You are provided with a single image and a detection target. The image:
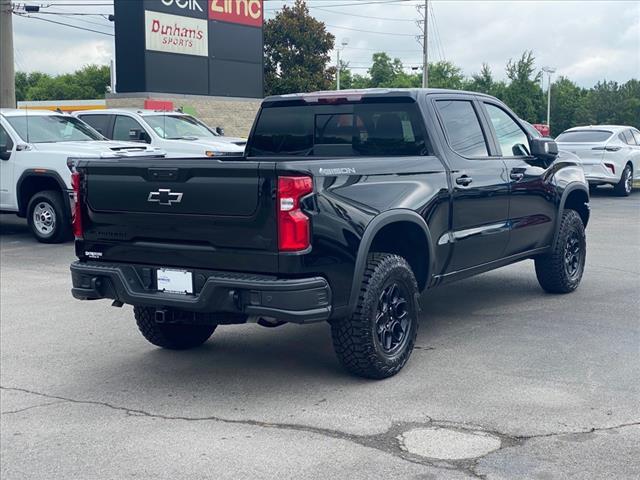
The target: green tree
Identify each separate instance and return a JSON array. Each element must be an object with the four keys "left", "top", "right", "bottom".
[
  {"left": 264, "top": 0, "right": 335, "bottom": 96},
  {"left": 14, "top": 65, "right": 109, "bottom": 101},
  {"left": 427, "top": 61, "right": 464, "bottom": 89},
  {"left": 549, "top": 77, "right": 589, "bottom": 135},
  {"left": 502, "top": 51, "right": 545, "bottom": 122}
]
